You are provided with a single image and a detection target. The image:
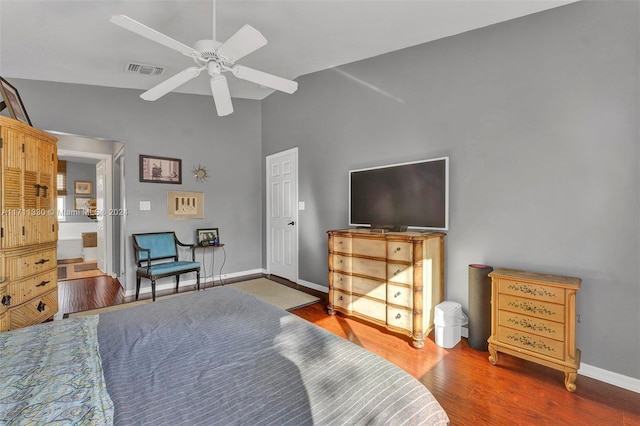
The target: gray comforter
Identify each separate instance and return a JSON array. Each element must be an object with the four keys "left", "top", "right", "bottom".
[{"left": 97, "top": 286, "right": 449, "bottom": 425}]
